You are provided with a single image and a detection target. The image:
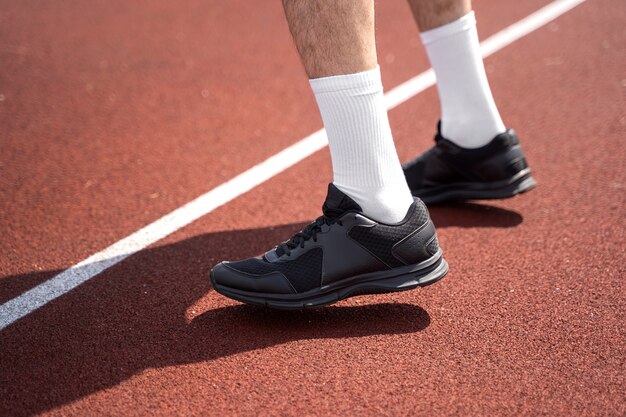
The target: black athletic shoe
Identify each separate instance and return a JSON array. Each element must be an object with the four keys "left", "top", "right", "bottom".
[
  {"left": 402, "top": 123, "right": 537, "bottom": 204},
  {"left": 210, "top": 184, "right": 448, "bottom": 309}
]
